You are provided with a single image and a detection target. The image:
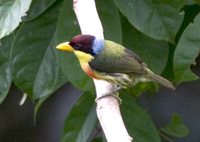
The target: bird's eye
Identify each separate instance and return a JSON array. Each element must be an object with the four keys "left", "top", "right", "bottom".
[{"left": 74, "top": 43, "right": 82, "bottom": 50}]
